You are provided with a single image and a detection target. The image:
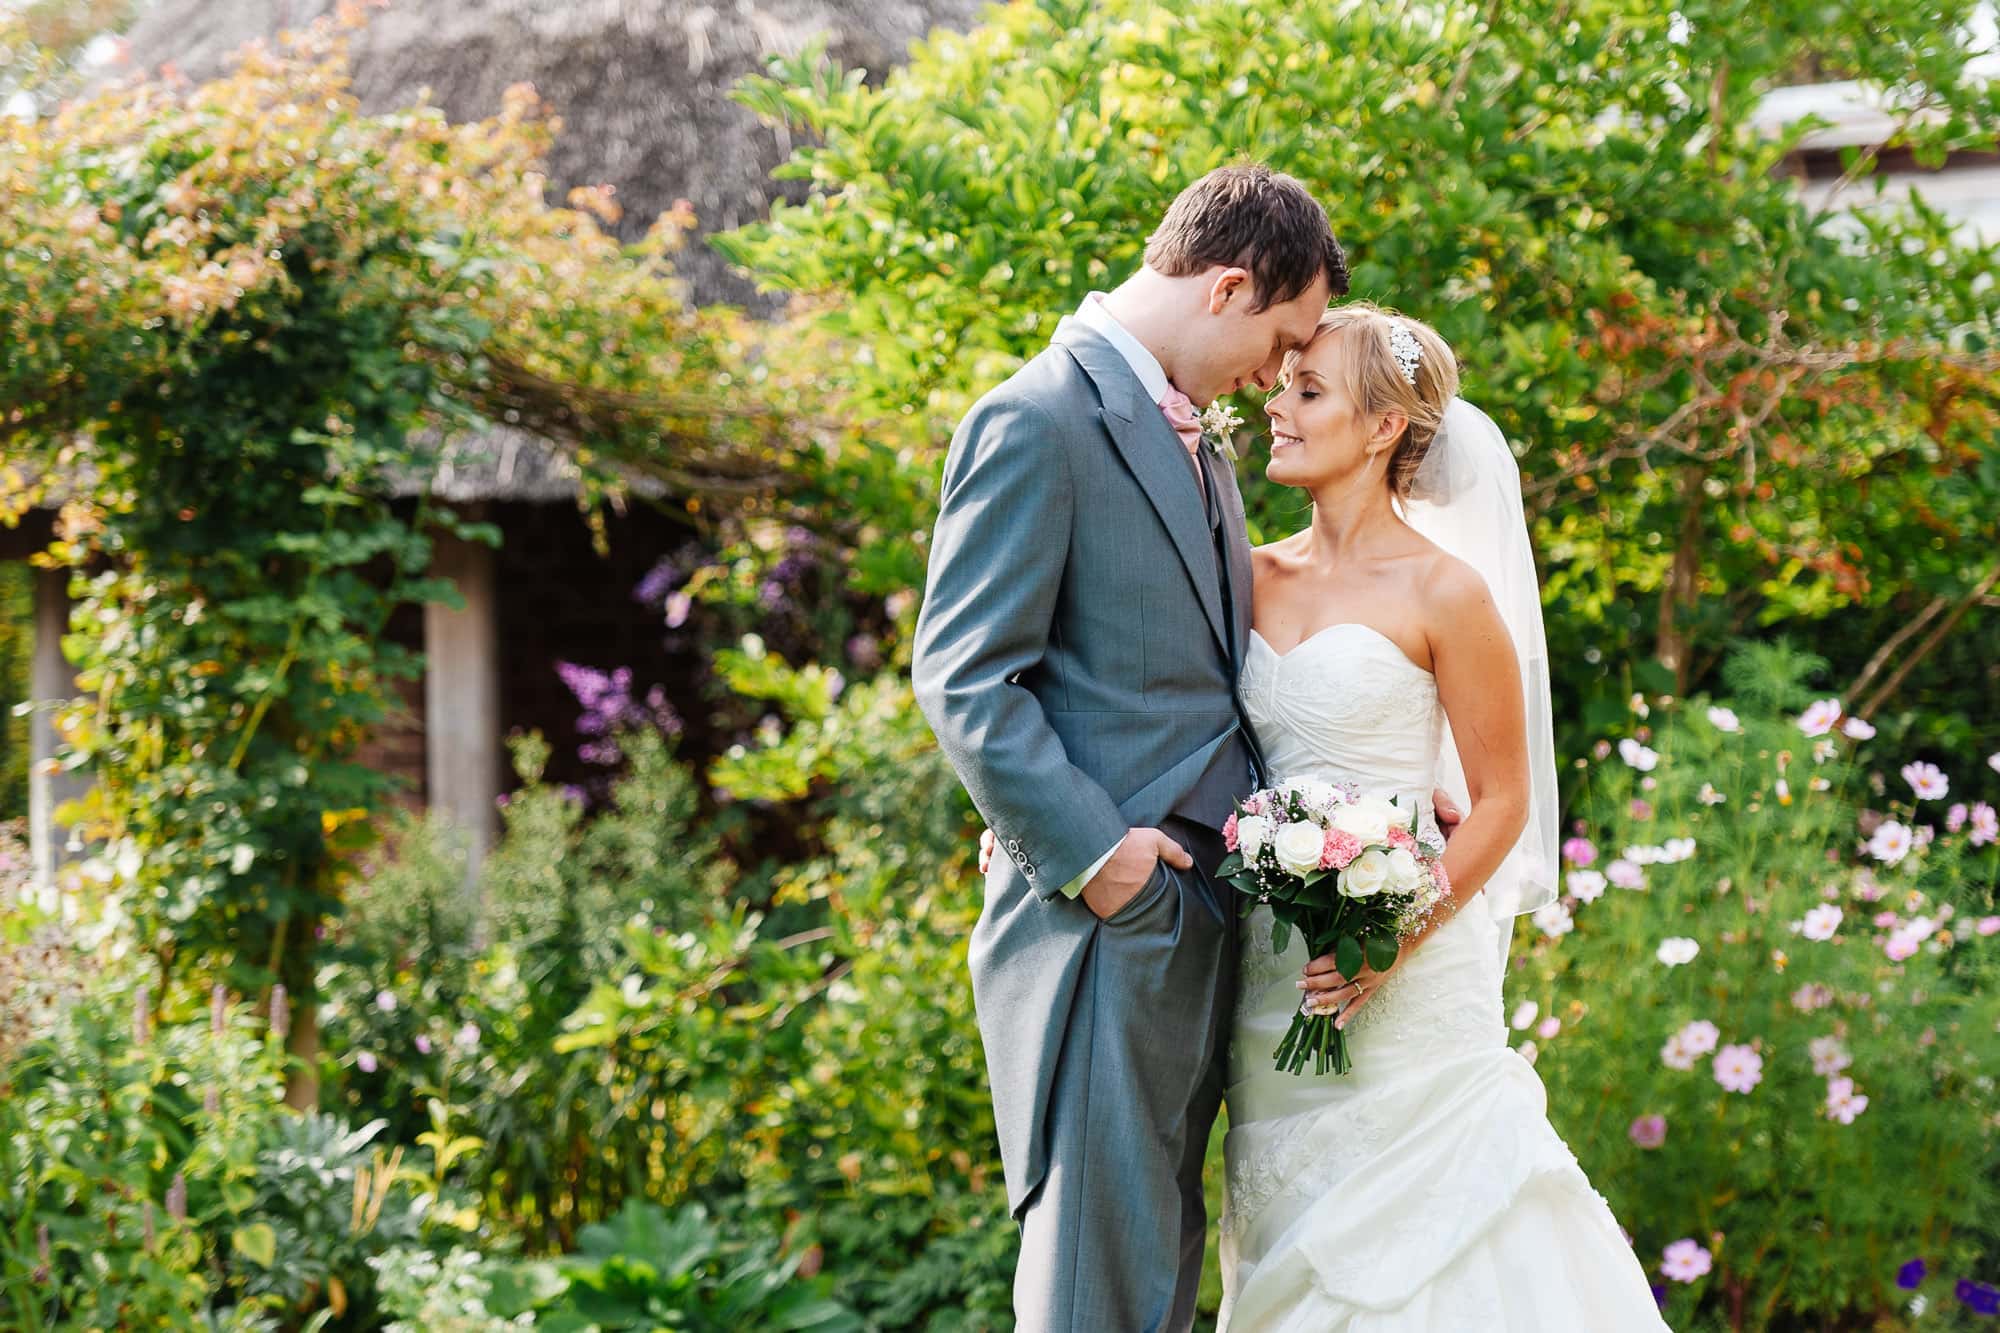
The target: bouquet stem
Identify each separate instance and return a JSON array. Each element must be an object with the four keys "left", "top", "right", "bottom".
[{"left": 1273, "top": 1010, "right": 1351, "bottom": 1076}]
